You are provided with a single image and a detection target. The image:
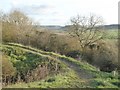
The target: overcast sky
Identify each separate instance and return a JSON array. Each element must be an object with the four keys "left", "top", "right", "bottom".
[{"left": 0, "top": 0, "right": 119, "bottom": 25}]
